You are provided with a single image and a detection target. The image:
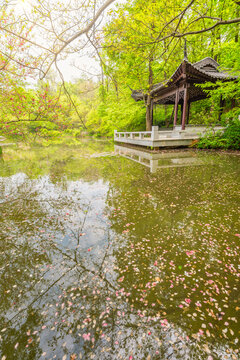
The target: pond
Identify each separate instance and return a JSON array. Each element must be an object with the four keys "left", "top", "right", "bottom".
[{"left": 0, "top": 141, "right": 239, "bottom": 360}]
